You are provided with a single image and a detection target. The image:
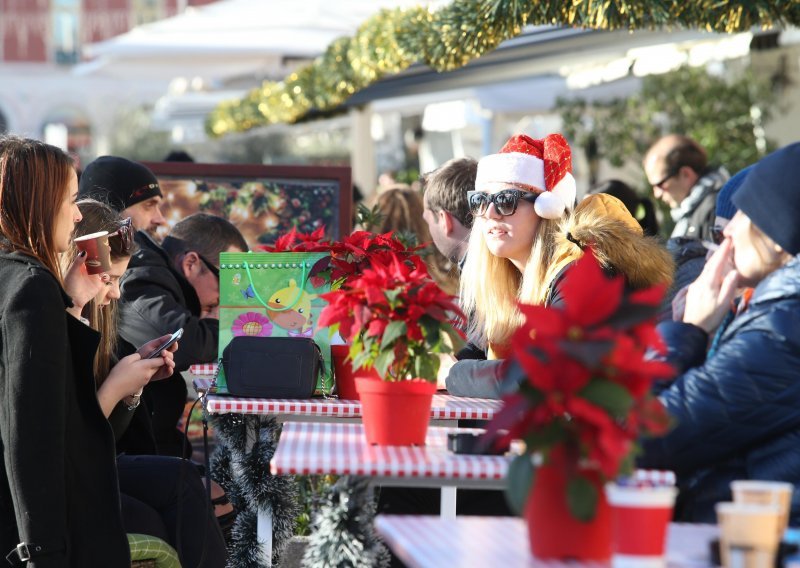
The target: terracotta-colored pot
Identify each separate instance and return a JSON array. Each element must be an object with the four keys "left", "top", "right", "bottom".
[
  {"left": 331, "top": 345, "right": 381, "bottom": 400},
  {"left": 525, "top": 448, "right": 612, "bottom": 561},
  {"left": 355, "top": 377, "right": 435, "bottom": 446}
]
